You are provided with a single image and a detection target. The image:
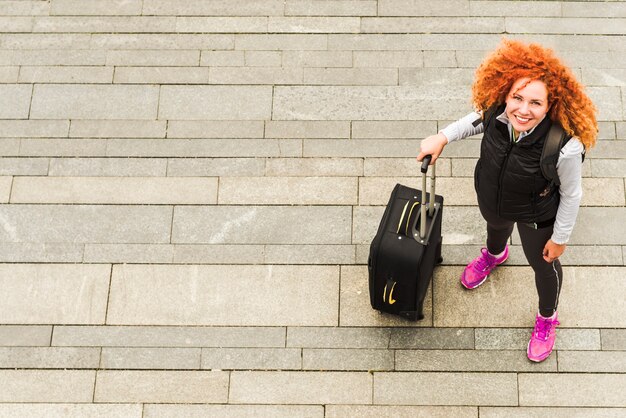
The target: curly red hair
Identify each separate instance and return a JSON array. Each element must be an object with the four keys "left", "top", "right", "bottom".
[{"left": 472, "top": 38, "right": 597, "bottom": 148}]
